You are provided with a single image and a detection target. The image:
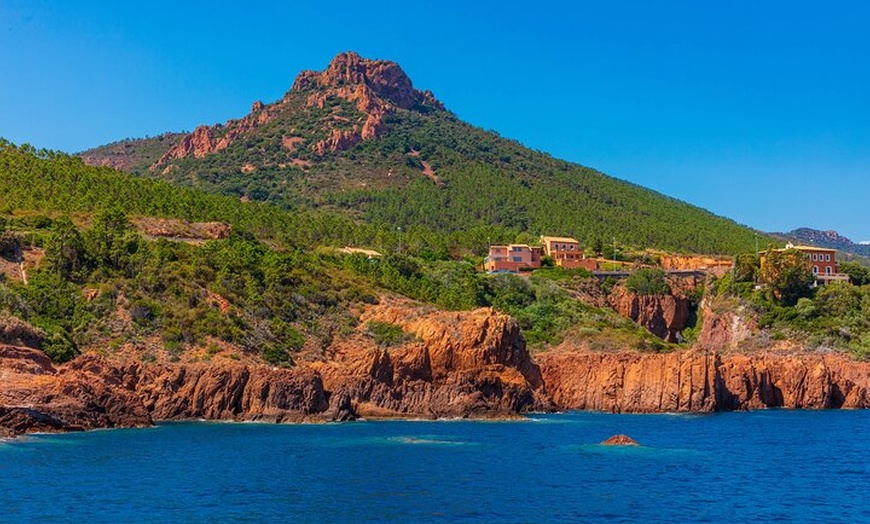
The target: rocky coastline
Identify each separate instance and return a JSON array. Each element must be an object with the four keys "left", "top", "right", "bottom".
[{"left": 2, "top": 306, "right": 869, "bottom": 438}]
